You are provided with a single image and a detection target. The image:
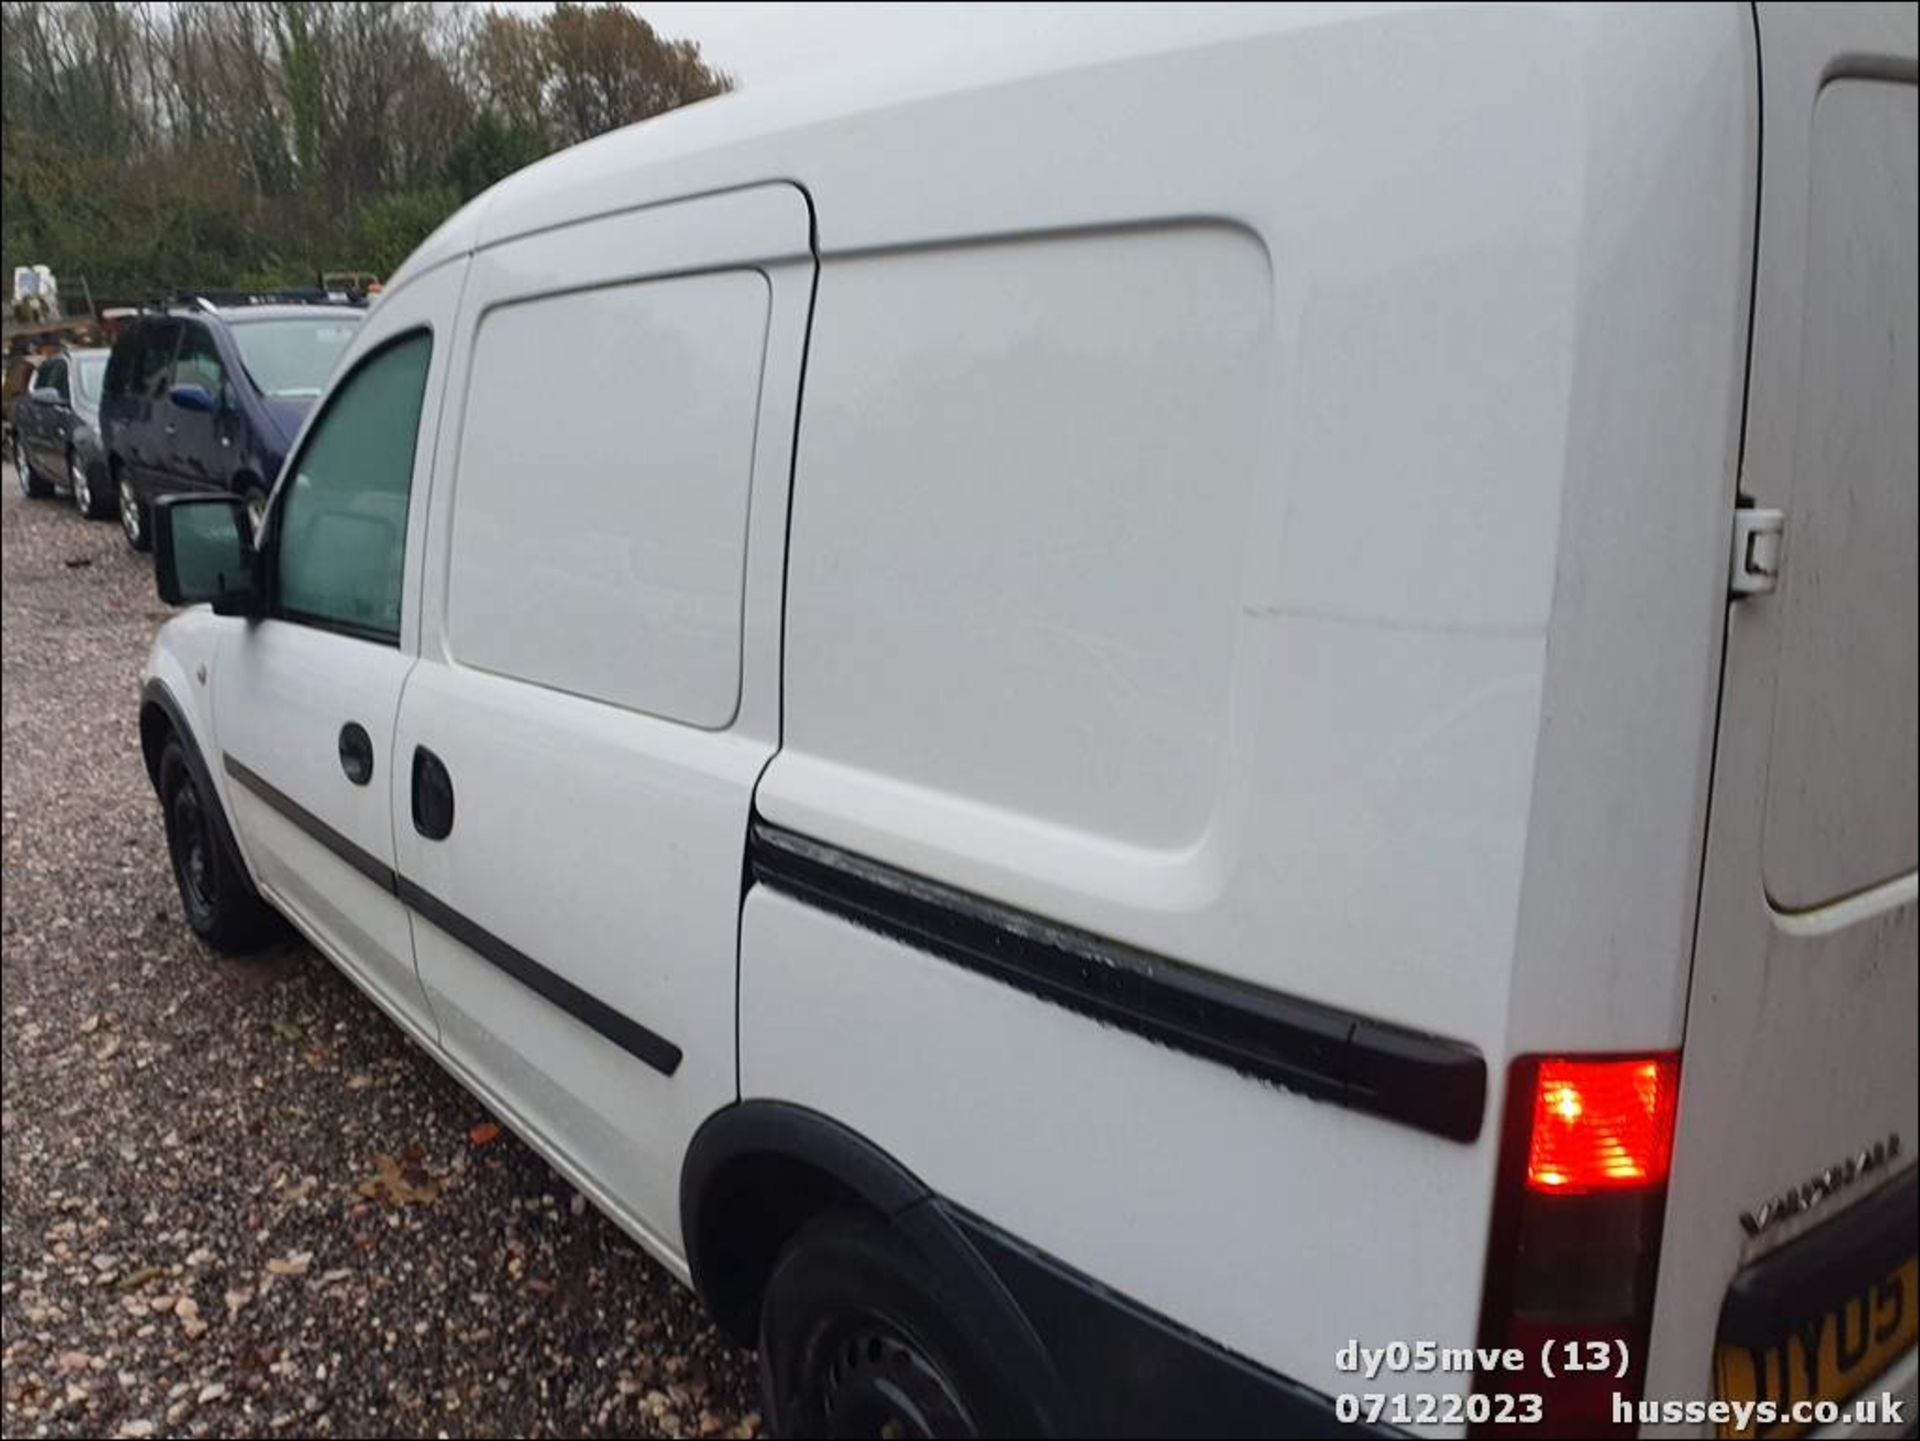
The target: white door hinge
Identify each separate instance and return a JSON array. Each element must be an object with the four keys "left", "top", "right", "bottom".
[{"left": 1730, "top": 507, "right": 1786, "bottom": 597}]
